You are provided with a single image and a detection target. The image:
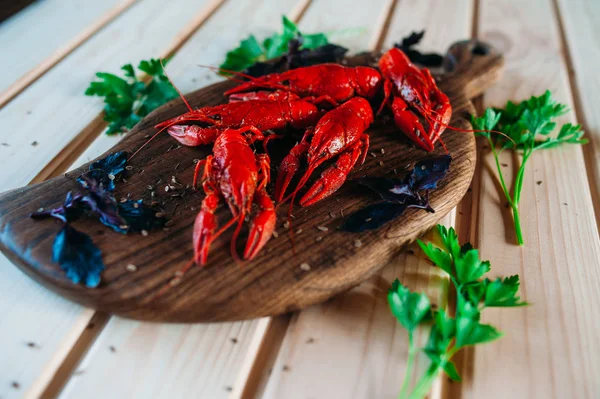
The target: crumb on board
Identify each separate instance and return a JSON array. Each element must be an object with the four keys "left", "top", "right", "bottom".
[{"left": 299, "top": 263, "right": 311, "bottom": 271}]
